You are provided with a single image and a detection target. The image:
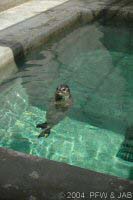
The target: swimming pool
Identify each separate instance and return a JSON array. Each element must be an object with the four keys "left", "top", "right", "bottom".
[{"left": 0, "top": 21, "right": 133, "bottom": 180}]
